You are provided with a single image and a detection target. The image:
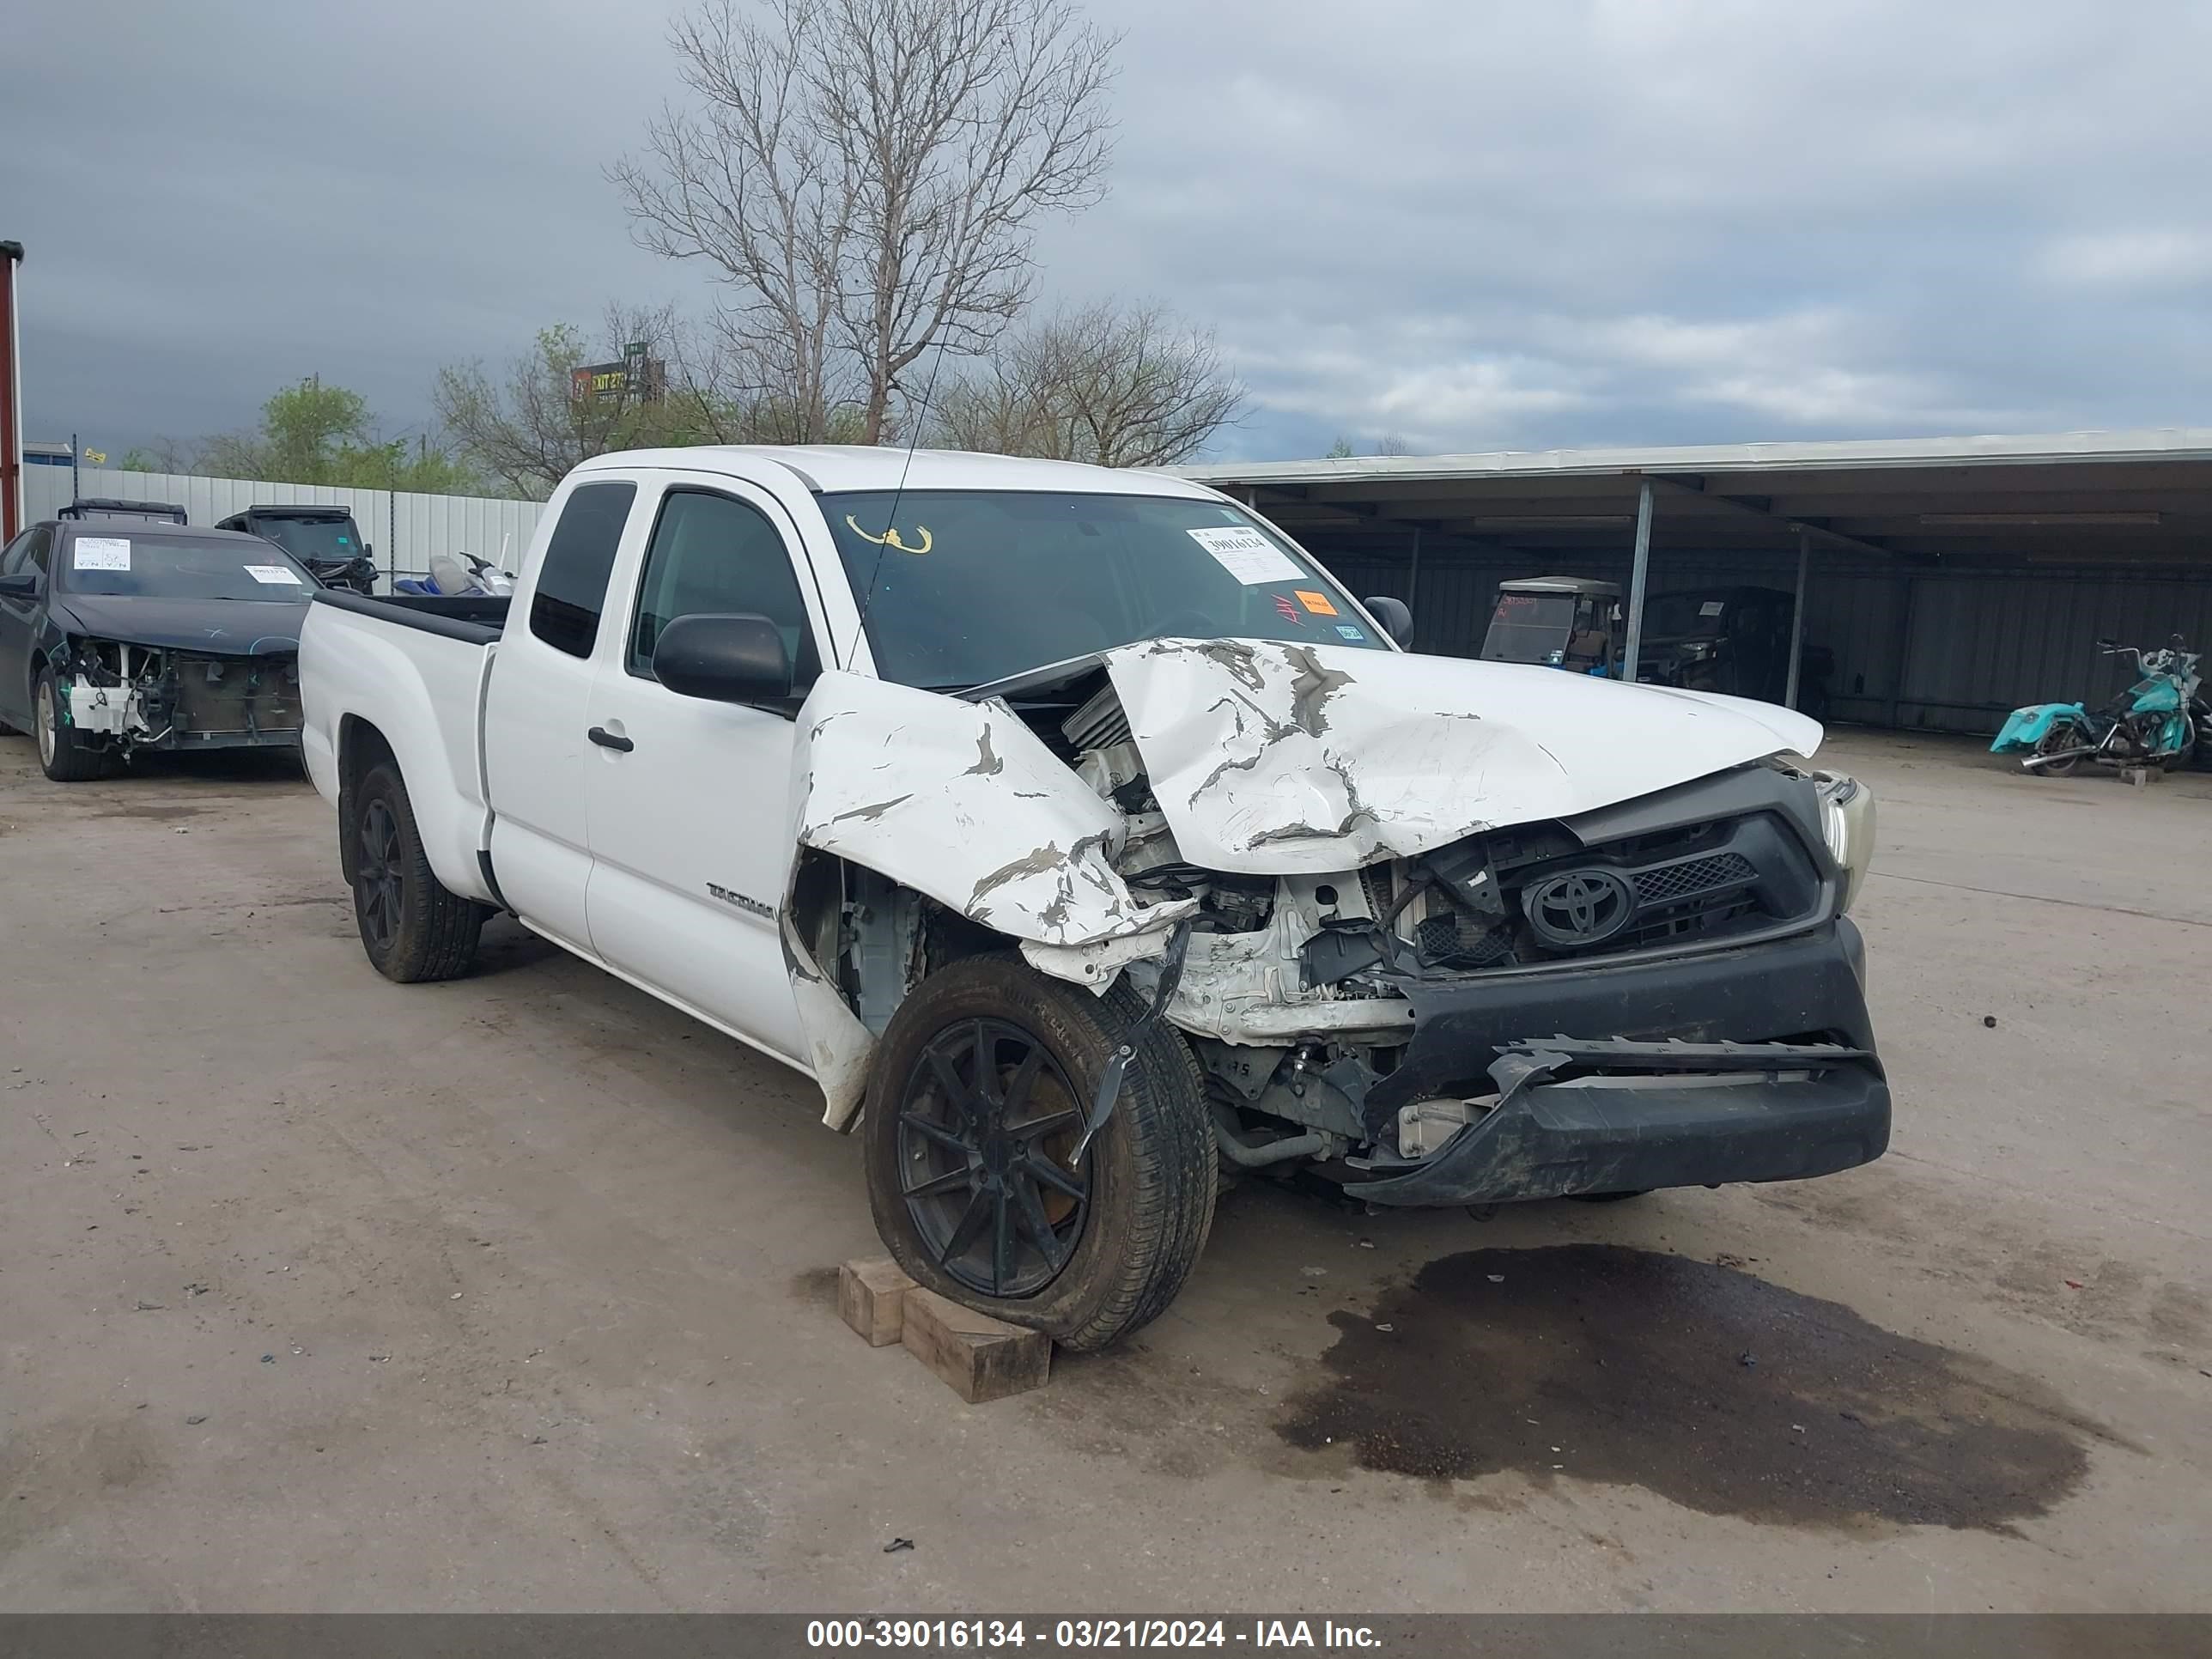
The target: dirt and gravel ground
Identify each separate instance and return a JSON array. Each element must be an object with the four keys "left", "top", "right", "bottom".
[{"left": 0, "top": 727, "right": 2206, "bottom": 1612}]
